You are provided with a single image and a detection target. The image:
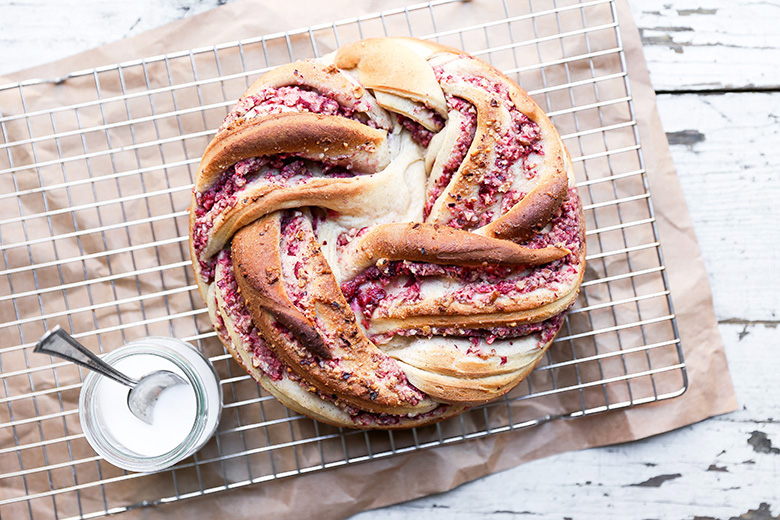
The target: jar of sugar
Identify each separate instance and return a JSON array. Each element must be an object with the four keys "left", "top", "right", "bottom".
[{"left": 78, "top": 337, "right": 222, "bottom": 472}]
